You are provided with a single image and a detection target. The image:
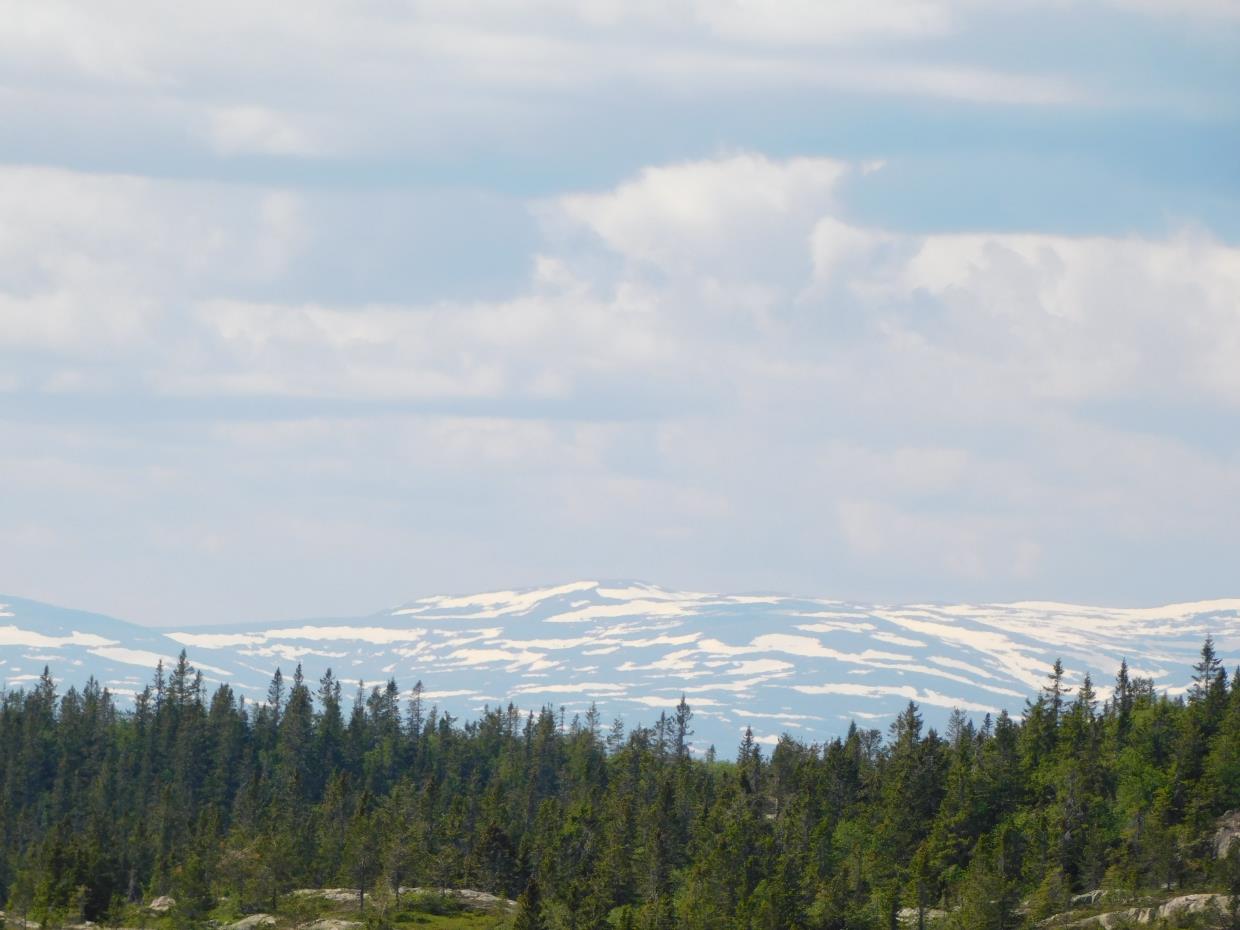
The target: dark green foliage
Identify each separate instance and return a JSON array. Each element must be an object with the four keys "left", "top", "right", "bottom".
[
  {"left": 514, "top": 877, "right": 547, "bottom": 930},
  {"left": 0, "top": 643, "right": 1237, "bottom": 929}
]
